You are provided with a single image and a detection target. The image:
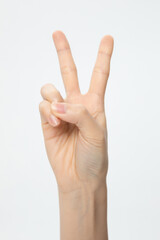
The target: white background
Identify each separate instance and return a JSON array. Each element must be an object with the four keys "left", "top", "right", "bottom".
[{"left": 0, "top": 0, "right": 160, "bottom": 239}]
